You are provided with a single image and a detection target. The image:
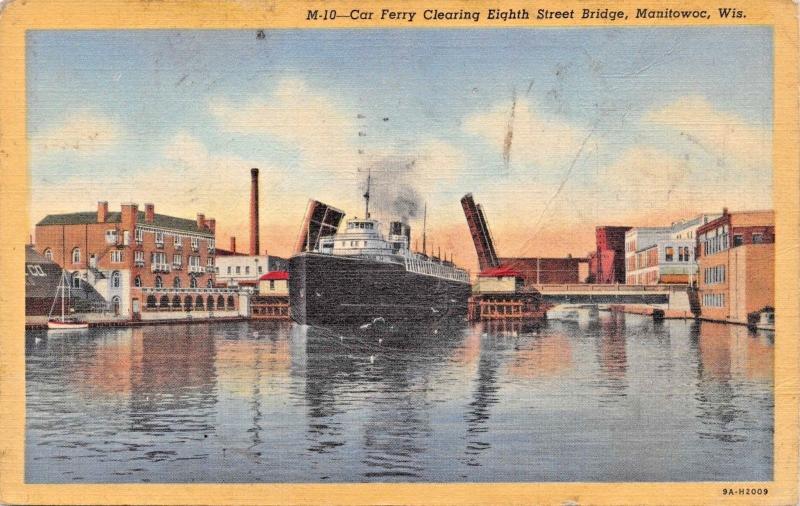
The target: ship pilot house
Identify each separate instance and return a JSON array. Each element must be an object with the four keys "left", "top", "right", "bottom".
[{"left": 319, "top": 218, "right": 412, "bottom": 259}]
